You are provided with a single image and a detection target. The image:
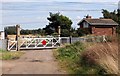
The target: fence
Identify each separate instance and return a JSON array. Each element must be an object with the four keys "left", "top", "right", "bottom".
[
  {"left": 0, "top": 36, "right": 109, "bottom": 51},
  {"left": 0, "top": 39, "right": 7, "bottom": 50},
  {"left": 60, "top": 35, "right": 110, "bottom": 44},
  {"left": 60, "top": 37, "right": 86, "bottom": 44}
]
